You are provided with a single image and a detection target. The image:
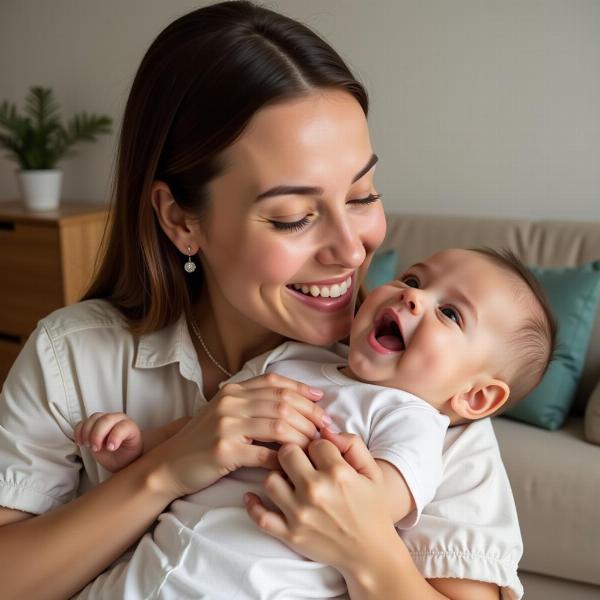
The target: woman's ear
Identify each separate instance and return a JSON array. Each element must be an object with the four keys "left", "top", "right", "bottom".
[
  {"left": 151, "top": 181, "right": 204, "bottom": 253},
  {"left": 450, "top": 378, "right": 510, "bottom": 421}
]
